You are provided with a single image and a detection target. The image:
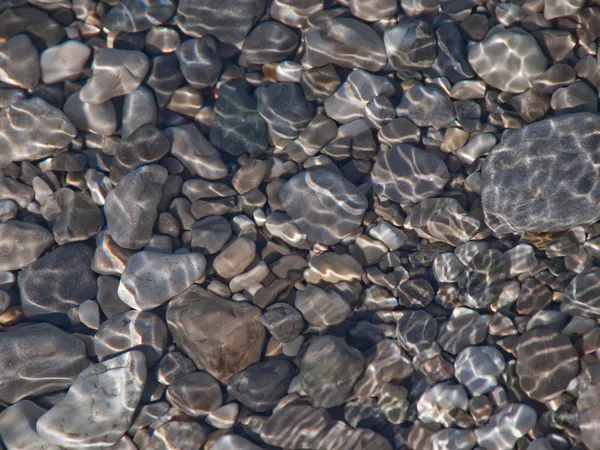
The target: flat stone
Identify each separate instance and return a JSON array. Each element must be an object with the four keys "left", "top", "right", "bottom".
[
  {"left": 0, "top": 34, "right": 39, "bottom": 90},
  {"left": 397, "top": 279, "right": 434, "bottom": 308},
  {"left": 433, "top": 253, "right": 465, "bottom": 283},
  {"left": 37, "top": 351, "right": 146, "bottom": 450},
  {"left": 0, "top": 400, "right": 64, "bottom": 450},
  {"left": 261, "top": 302, "right": 304, "bottom": 344},
  {"left": 103, "top": 0, "right": 176, "bottom": 32},
  {"left": 301, "top": 336, "right": 364, "bottom": 408},
  {"left": 454, "top": 346, "right": 506, "bottom": 396},
  {"left": 437, "top": 307, "right": 490, "bottom": 355},
  {"left": 63, "top": 93, "right": 117, "bottom": 136},
  {"left": 396, "top": 85, "right": 455, "bottom": 128},
  {"left": 397, "top": 310, "right": 438, "bottom": 353},
  {"left": 52, "top": 192, "right": 104, "bottom": 245},
  {"left": 551, "top": 81, "right": 597, "bottom": 115},
  {"left": 167, "top": 286, "right": 266, "bottom": 383},
  {"left": 0, "top": 323, "right": 88, "bottom": 403},
  {"left": 121, "top": 87, "right": 157, "bottom": 139},
  {"left": 431, "top": 22, "right": 474, "bottom": 83},
  {"left": 240, "top": 21, "right": 299, "bottom": 66},
  {"left": 80, "top": 49, "right": 150, "bottom": 104},
  {"left": 349, "top": 0, "right": 397, "bottom": 20},
  {"left": 105, "top": 165, "right": 168, "bottom": 249},
  {"left": 384, "top": 20, "right": 437, "bottom": 70},
  {"left": 280, "top": 169, "right": 367, "bottom": 245},
  {"left": 516, "top": 328, "right": 579, "bottom": 402},
  {"left": 40, "top": 40, "right": 91, "bottom": 84},
  {"left": 176, "top": 37, "right": 221, "bottom": 90},
  {"left": 482, "top": 113, "right": 600, "bottom": 234},
  {"left": 295, "top": 283, "right": 352, "bottom": 329},
  {"left": 0, "top": 7, "right": 64, "bottom": 47},
  {"left": 0, "top": 98, "right": 76, "bottom": 167},
  {"left": 563, "top": 271, "right": 600, "bottom": 318},
  {"left": 118, "top": 251, "right": 206, "bottom": 310},
  {"left": 468, "top": 29, "right": 547, "bottom": 94},
  {"left": 92, "top": 231, "right": 135, "bottom": 277},
  {"left": 0, "top": 220, "right": 53, "bottom": 270},
  {"left": 228, "top": 359, "right": 296, "bottom": 412},
  {"left": 458, "top": 249, "right": 508, "bottom": 309},
  {"left": 19, "top": 243, "right": 97, "bottom": 320},
  {"left": 95, "top": 311, "right": 168, "bottom": 367},
  {"left": 300, "top": 64, "right": 340, "bottom": 103},
  {"left": 417, "top": 382, "right": 469, "bottom": 426},
  {"left": 157, "top": 351, "right": 197, "bottom": 385},
  {"left": 578, "top": 362, "right": 600, "bottom": 449},
  {"left": 372, "top": 144, "right": 449, "bottom": 205},
  {"left": 474, "top": 404, "right": 537, "bottom": 450},
  {"left": 165, "top": 371, "right": 222, "bottom": 417},
  {"left": 213, "top": 237, "right": 256, "bottom": 279},
  {"left": 176, "top": 0, "right": 266, "bottom": 44},
  {"left": 304, "top": 252, "right": 363, "bottom": 284},
  {"left": 147, "top": 422, "right": 206, "bottom": 450},
  {"left": 190, "top": 216, "right": 232, "bottom": 255}
]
